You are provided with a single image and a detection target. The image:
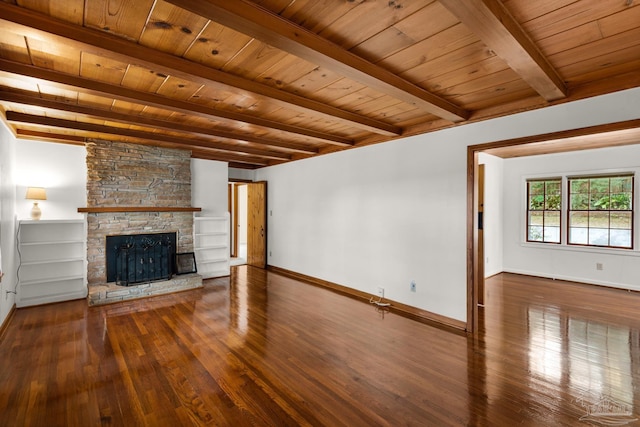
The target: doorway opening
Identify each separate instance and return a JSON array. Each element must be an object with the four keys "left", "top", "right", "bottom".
[
  {"left": 229, "top": 181, "right": 267, "bottom": 269},
  {"left": 230, "top": 182, "right": 248, "bottom": 266},
  {"left": 467, "top": 119, "right": 640, "bottom": 334}
]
